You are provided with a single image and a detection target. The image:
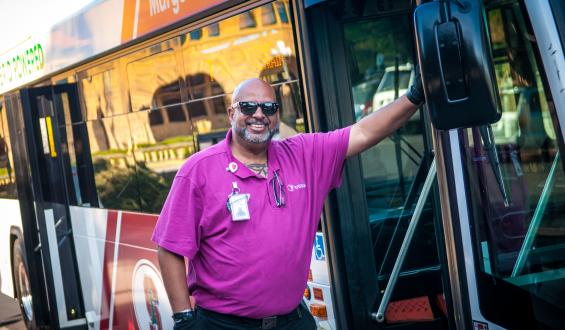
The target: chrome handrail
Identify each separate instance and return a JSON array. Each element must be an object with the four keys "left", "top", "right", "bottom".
[{"left": 372, "top": 157, "right": 437, "bottom": 322}]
